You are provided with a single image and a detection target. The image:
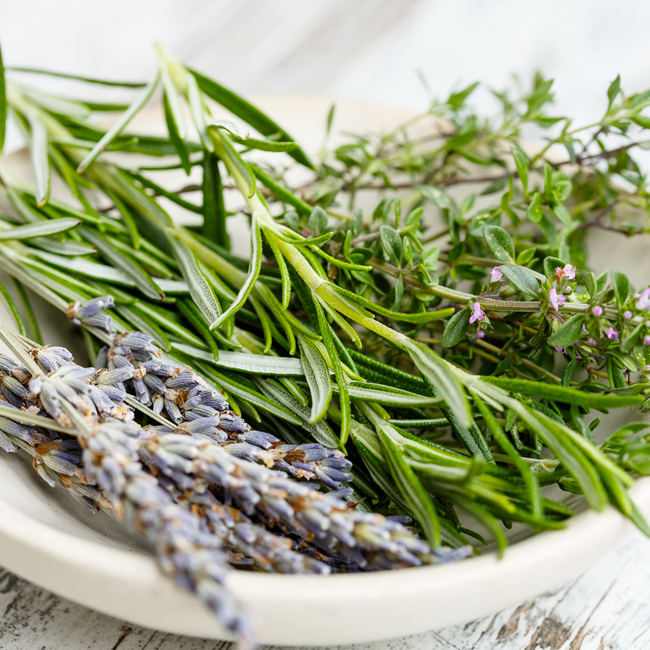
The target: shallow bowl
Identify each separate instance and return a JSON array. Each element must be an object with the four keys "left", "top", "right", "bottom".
[{"left": 0, "top": 96, "right": 648, "bottom": 646}]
